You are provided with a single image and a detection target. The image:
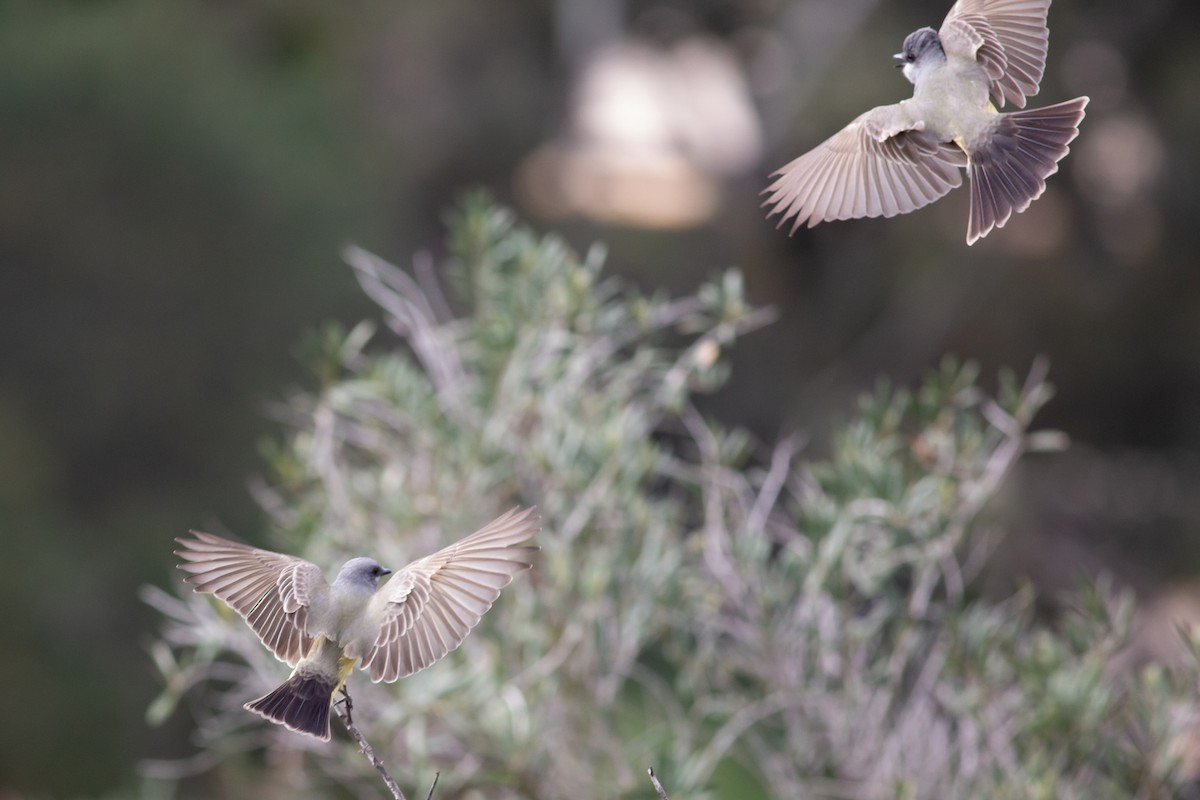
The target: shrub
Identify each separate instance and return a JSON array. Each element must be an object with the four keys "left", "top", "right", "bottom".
[{"left": 146, "top": 196, "right": 1200, "bottom": 799}]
